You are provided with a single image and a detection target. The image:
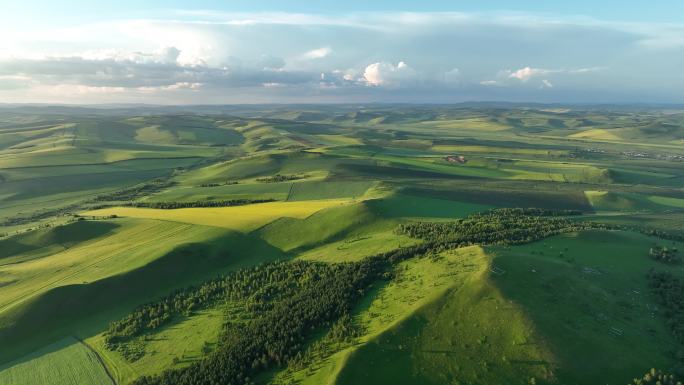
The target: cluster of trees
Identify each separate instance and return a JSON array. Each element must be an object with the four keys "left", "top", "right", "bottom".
[
  {"left": 282, "top": 312, "right": 362, "bottom": 375},
  {"left": 107, "top": 261, "right": 357, "bottom": 345},
  {"left": 630, "top": 368, "right": 681, "bottom": 385},
  {"left": 4, "top": 177, "right": 180, "bottom": 226},
  {"left": 90, "top": 178, "right": 174, "bottom": 202},
  {"left": 650, "top": 245, "right": 681, "bottom": 264},
  {"left": 1, "top": 204, "right": 78, "bottom": 226},
  {"left": 397, "top": 208, "right": 607, "bottom": 247},
  {"left": 124, "top": 199, "right": 275, "bottom": 210},
  {"left": 327, "top": 313, "right": 362, "bottom": 344},
  {"left": 124, "top": 258, "right": 387, "bottom": 385},
  {"left": 639, "top": 228, "right": 684, "bottom": 243},
  {"left": 256, "top": 174, "right": 308, "bottom": 183},
  {"left": 486, "top": 208, "right": 583, "bottom": 217},
  {"left": 648, "top": 271, "right": 684, "bottom": 344},
  {"left": 199, "top": 181, "right": 239, "bottom": 187}
]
